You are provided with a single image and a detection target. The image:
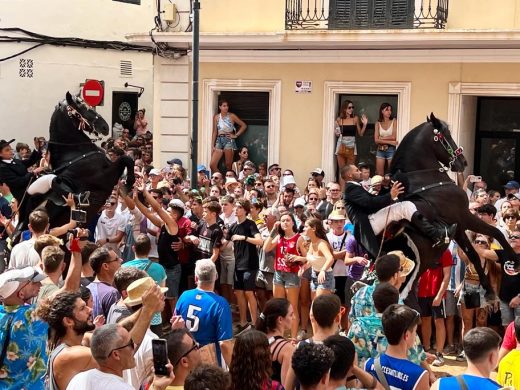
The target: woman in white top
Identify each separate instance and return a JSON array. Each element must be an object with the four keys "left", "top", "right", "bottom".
[
  {"left": 210, "top": 99, "right": 247, "bottom": 173},
  {"left": 374, "top": 102, "right": 398, "bottom": 175},
  {"left": 289, "top": 217, "right": 335, "bottom": 299}
]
